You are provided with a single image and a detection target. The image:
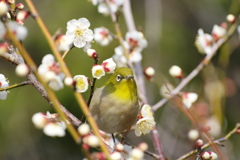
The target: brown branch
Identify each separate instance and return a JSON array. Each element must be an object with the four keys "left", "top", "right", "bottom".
[
  {"left": 177, "top": 123, "right": 240, "bottom": 160},
  {"left": 151, "top": 14, "right": 240, "bottom": 112}
]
